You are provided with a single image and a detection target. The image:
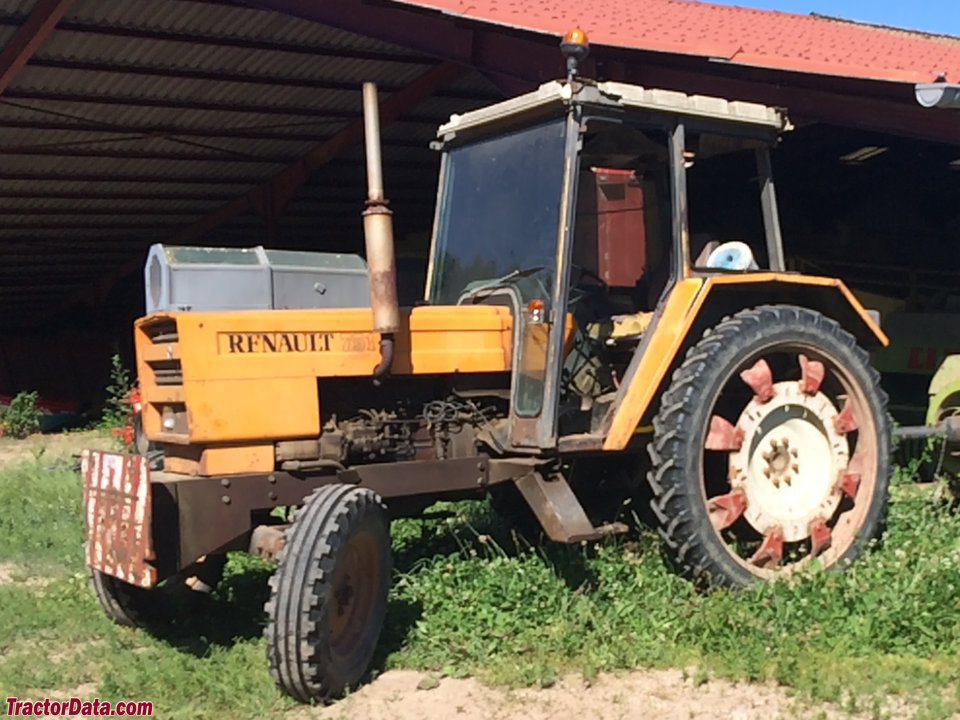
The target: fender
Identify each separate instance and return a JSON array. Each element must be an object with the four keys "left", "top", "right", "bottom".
[{"left": 602, "top": 273, "right": 888, "bottom": 451}]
